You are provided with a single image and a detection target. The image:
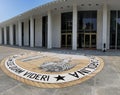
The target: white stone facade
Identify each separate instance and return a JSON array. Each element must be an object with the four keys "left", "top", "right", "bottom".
[{"left": 0, "top": 0, "right": 119, "bottom": 50}]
